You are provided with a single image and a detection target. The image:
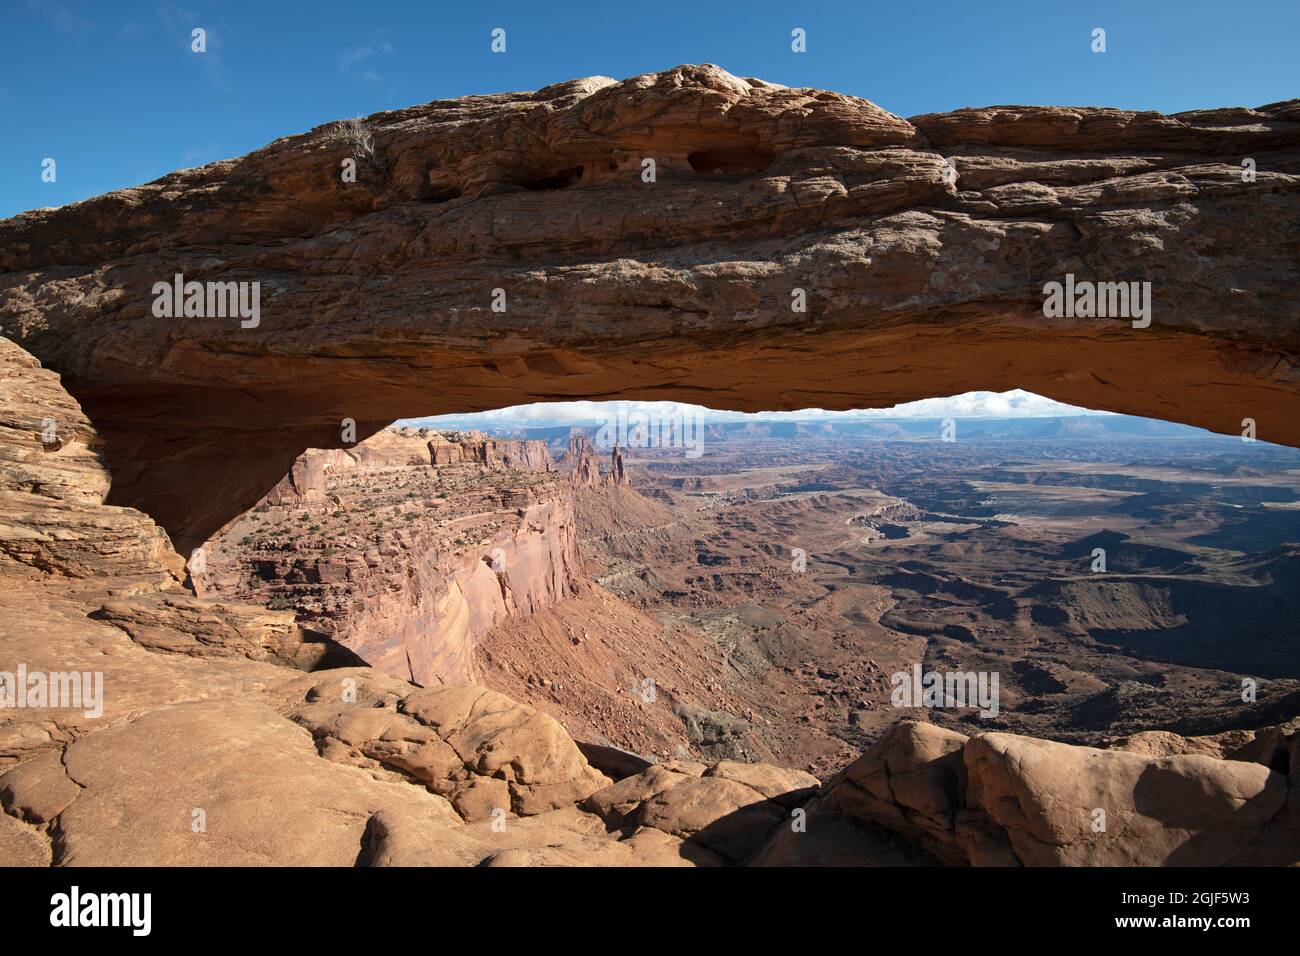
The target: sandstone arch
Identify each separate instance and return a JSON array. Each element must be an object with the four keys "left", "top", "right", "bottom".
[{"left": 2, "top": 64, "right": 1298, "bottom": 552}]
